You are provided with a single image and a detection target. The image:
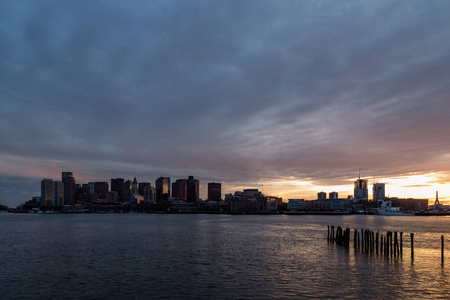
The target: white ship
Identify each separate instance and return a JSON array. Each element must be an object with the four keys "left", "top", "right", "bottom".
[{"left": 376, "top": 199, "right": 414, "bottom": 216}]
